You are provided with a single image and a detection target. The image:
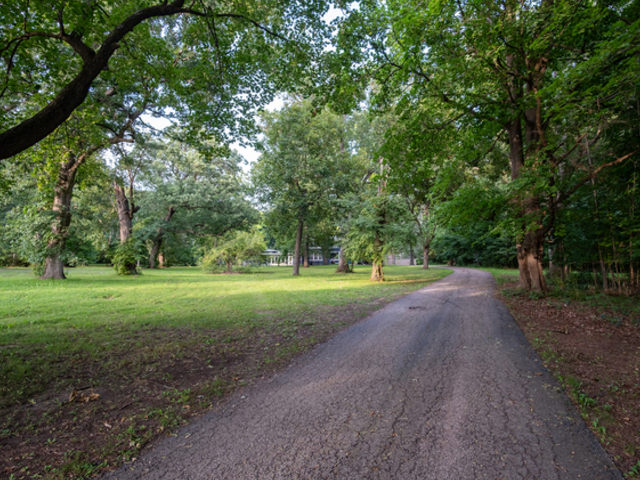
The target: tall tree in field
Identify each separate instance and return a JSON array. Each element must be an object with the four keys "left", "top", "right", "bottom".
[
  {"left": 335, "top": 0, "right": 640, "bottom": 291},
  {"left": 16, "top": 93, "right": 142, "bottom": 279},
  {"left": 138, "top": 139, "right": 256, "bottom": 269},
  {"left": 0, "top": 0, "right": 331, "bottom": 159},
  {"left": 253, "top": 100, "right": 351, "bottom": 276}
]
